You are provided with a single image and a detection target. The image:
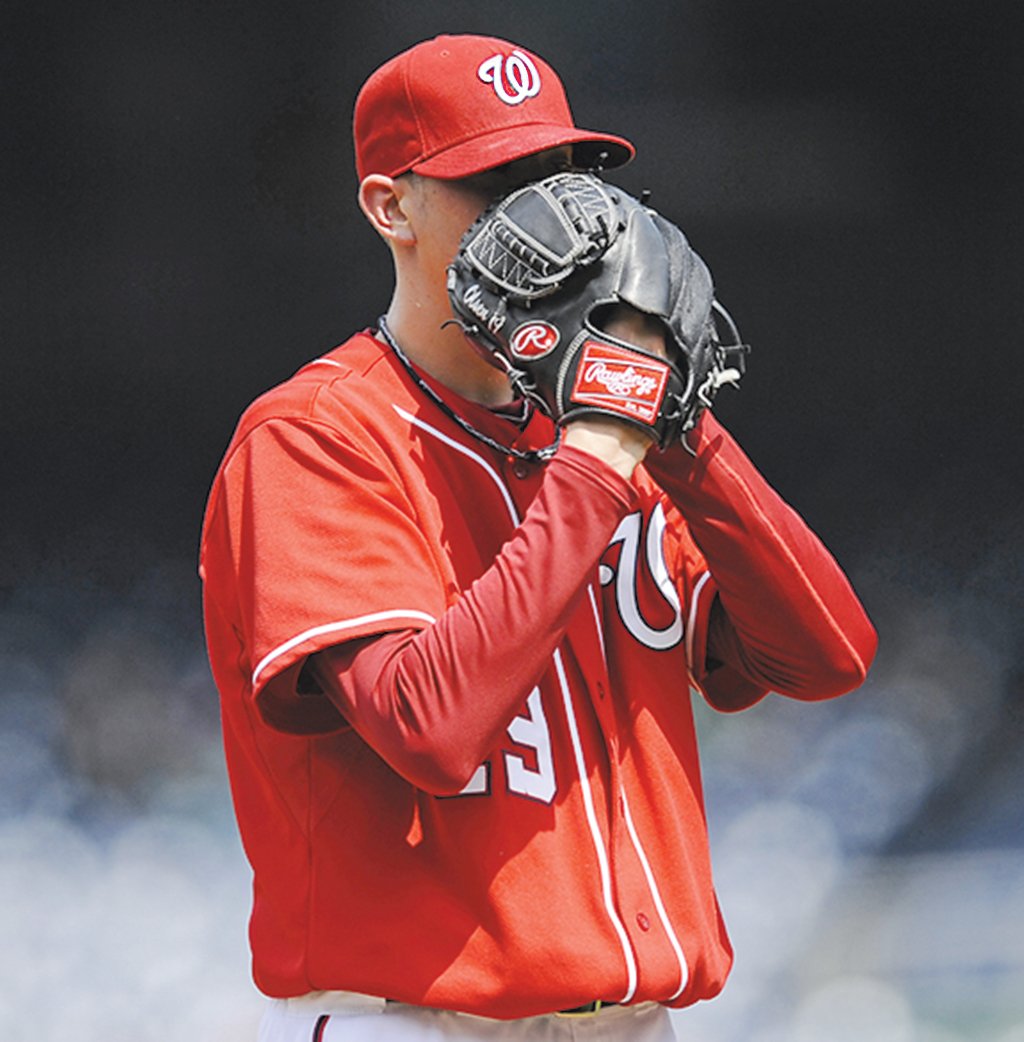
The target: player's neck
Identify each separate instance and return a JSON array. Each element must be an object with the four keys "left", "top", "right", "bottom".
[{"left": 384, "top": 296, "right": 514, "bottom": 408}]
